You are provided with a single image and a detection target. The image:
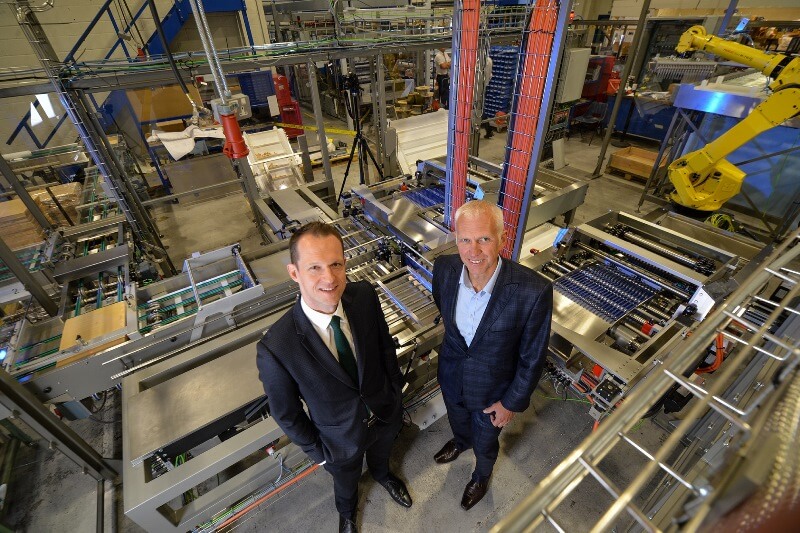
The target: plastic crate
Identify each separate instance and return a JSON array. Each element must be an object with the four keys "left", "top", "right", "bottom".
[{"left": 238, "top": 71, "right": 276, "bottom": 105}]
